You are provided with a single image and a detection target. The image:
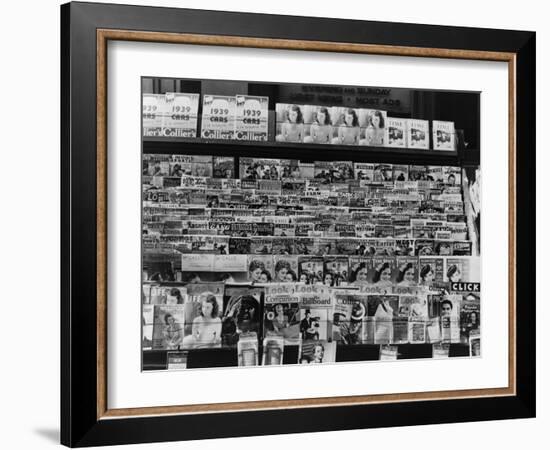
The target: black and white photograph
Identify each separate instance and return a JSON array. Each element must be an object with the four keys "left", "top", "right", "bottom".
[{"left": 141, "top": 77, "right": 482, "bottom": 371}]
